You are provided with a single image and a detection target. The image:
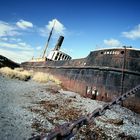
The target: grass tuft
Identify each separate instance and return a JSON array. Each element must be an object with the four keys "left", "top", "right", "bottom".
[
  {"left": 49, "top": 75, "right": 62, "bottom": 85},
  {"left": 32, "top": 72, "right": 50, "bottom": 83},
  {"left": 0, "top": 67, "right": 61, "bottom": 85},
  {"left": 0, "top": 67, "right": 31, "bottom": 81},
  {"left": 32, "top": 72, "right": 61, "bottom": 85}
]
